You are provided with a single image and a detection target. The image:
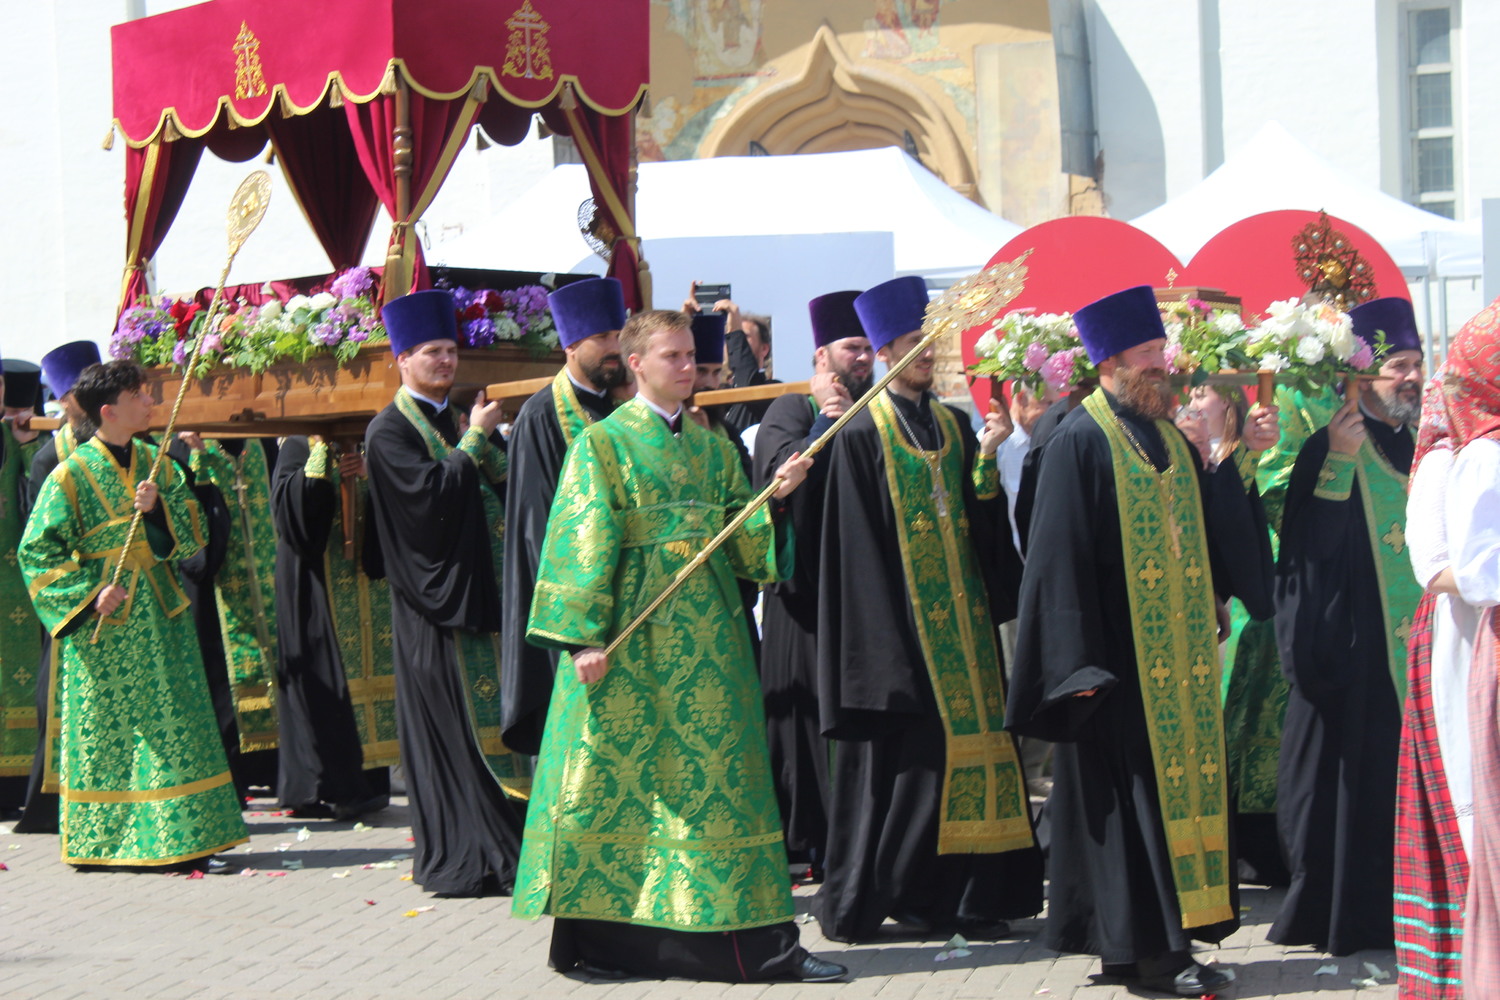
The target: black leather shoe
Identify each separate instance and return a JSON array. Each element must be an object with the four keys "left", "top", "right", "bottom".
[
  {"left": 1138, "top": 961, "right": 1231, "bottom": 996},
  {"left": 574, "top": 961, "right": 630, "bottom": 980},
  {"left": 787, "top": 952, "right": 849, "bottom": 983},
  {"left": 889, "top": 909, "right": 934, "bottom": 934},
  {"left": 955, "top": 919, "right": 1012, "bottom": 941}
]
